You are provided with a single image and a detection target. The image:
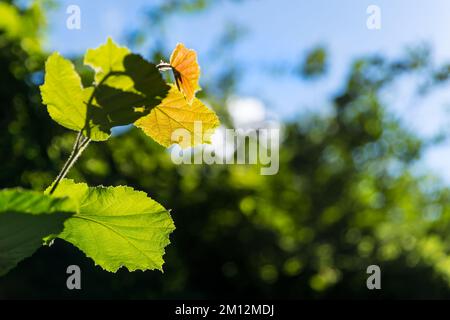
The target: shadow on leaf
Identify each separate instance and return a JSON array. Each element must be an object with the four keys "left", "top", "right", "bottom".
[{"left": 83, "top": 54, "right": 170, "bottom": 138}]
